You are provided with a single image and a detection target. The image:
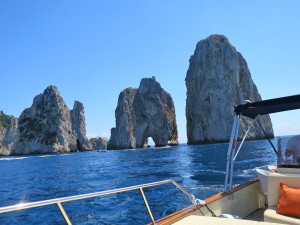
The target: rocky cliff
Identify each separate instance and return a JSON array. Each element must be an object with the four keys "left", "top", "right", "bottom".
[
  {"left": 0, "top": 111, "right": 18, "bottom": 156},
  {"left": 186, "top": 34, "right": 274, "bottom": 144},
  {"left": 108, "top": 77, "right": 178, "bottom": 149},
  {"left": 90, "top": 137, "right": 108, "bottom": 150},
  {"left": 10, "top": 85, "right": 92, "bottom": 155}
]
